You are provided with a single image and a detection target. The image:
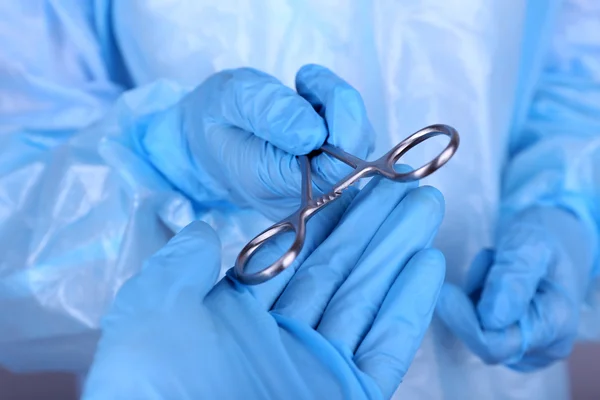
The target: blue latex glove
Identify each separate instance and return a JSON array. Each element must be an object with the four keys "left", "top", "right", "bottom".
[
  {"left": 437, "top": 207, "right": 595, "bottom": 371},
  {"left": 82, "top": 177, "right": 446, "bottom": 399},
  {"left": 138, "top": 64, "right": 375, "bottom": 220}
]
